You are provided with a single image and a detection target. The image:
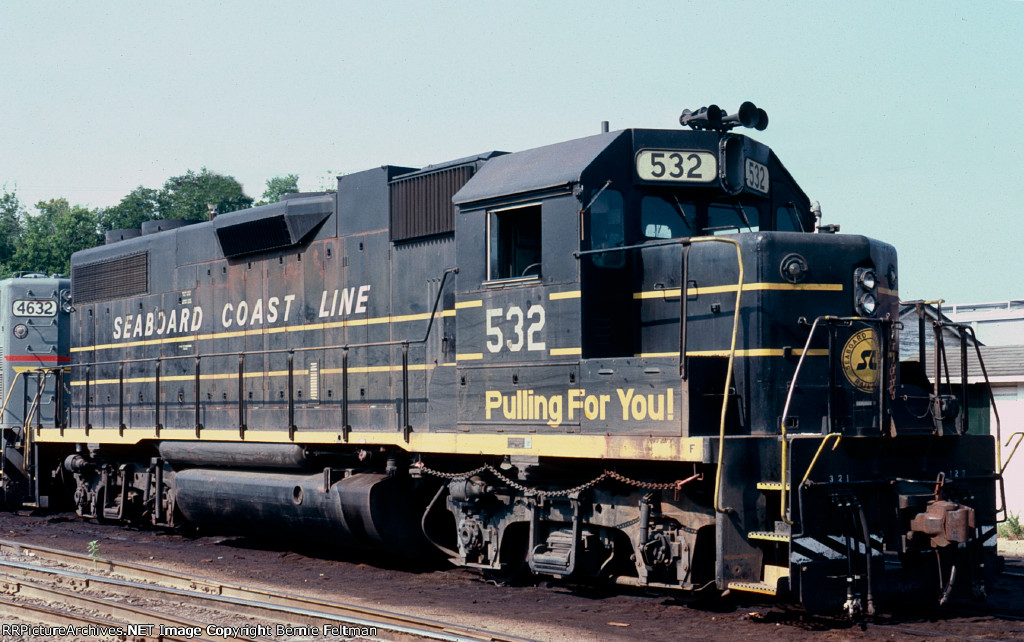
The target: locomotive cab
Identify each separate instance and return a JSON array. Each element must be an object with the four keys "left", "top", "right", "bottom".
[
  {"left": 450, "top": 111, "right": 998, "bottom": 612},
  {"left": 0, "top": 274, "right": 71, "bottom": 509}
]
